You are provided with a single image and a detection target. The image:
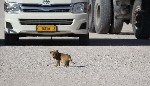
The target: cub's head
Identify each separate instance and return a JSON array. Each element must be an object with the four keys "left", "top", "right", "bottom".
[{"left": 50, "top": 50, "right": 59, "bottom": 58}]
